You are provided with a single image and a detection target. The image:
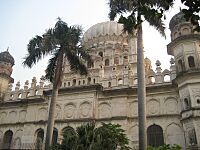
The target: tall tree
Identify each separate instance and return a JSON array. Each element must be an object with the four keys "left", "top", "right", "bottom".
[
  {"left": 23, "top": 18, "right": 92, "bottom": 149},
  {"left": 181, "top": 0, "right": 200, "bottom": 31},
  {"left": 108, "top": 0, "right": 174, "bottom": 149},
  {"left": 51, "top": 122, "right": 131, "bottom": 150}
]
